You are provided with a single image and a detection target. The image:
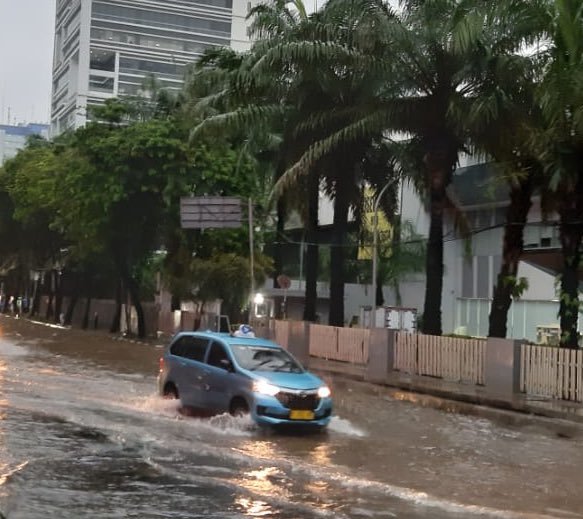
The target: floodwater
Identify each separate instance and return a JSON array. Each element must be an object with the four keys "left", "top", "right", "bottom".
[{"left": 0, "top": 317, "right": 582, "bottom": 519}]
